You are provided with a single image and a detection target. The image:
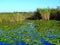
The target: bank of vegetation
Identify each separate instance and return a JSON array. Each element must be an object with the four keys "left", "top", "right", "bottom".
[{"left": 0, "top": 7, "right": 60, "bottom": 22}]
